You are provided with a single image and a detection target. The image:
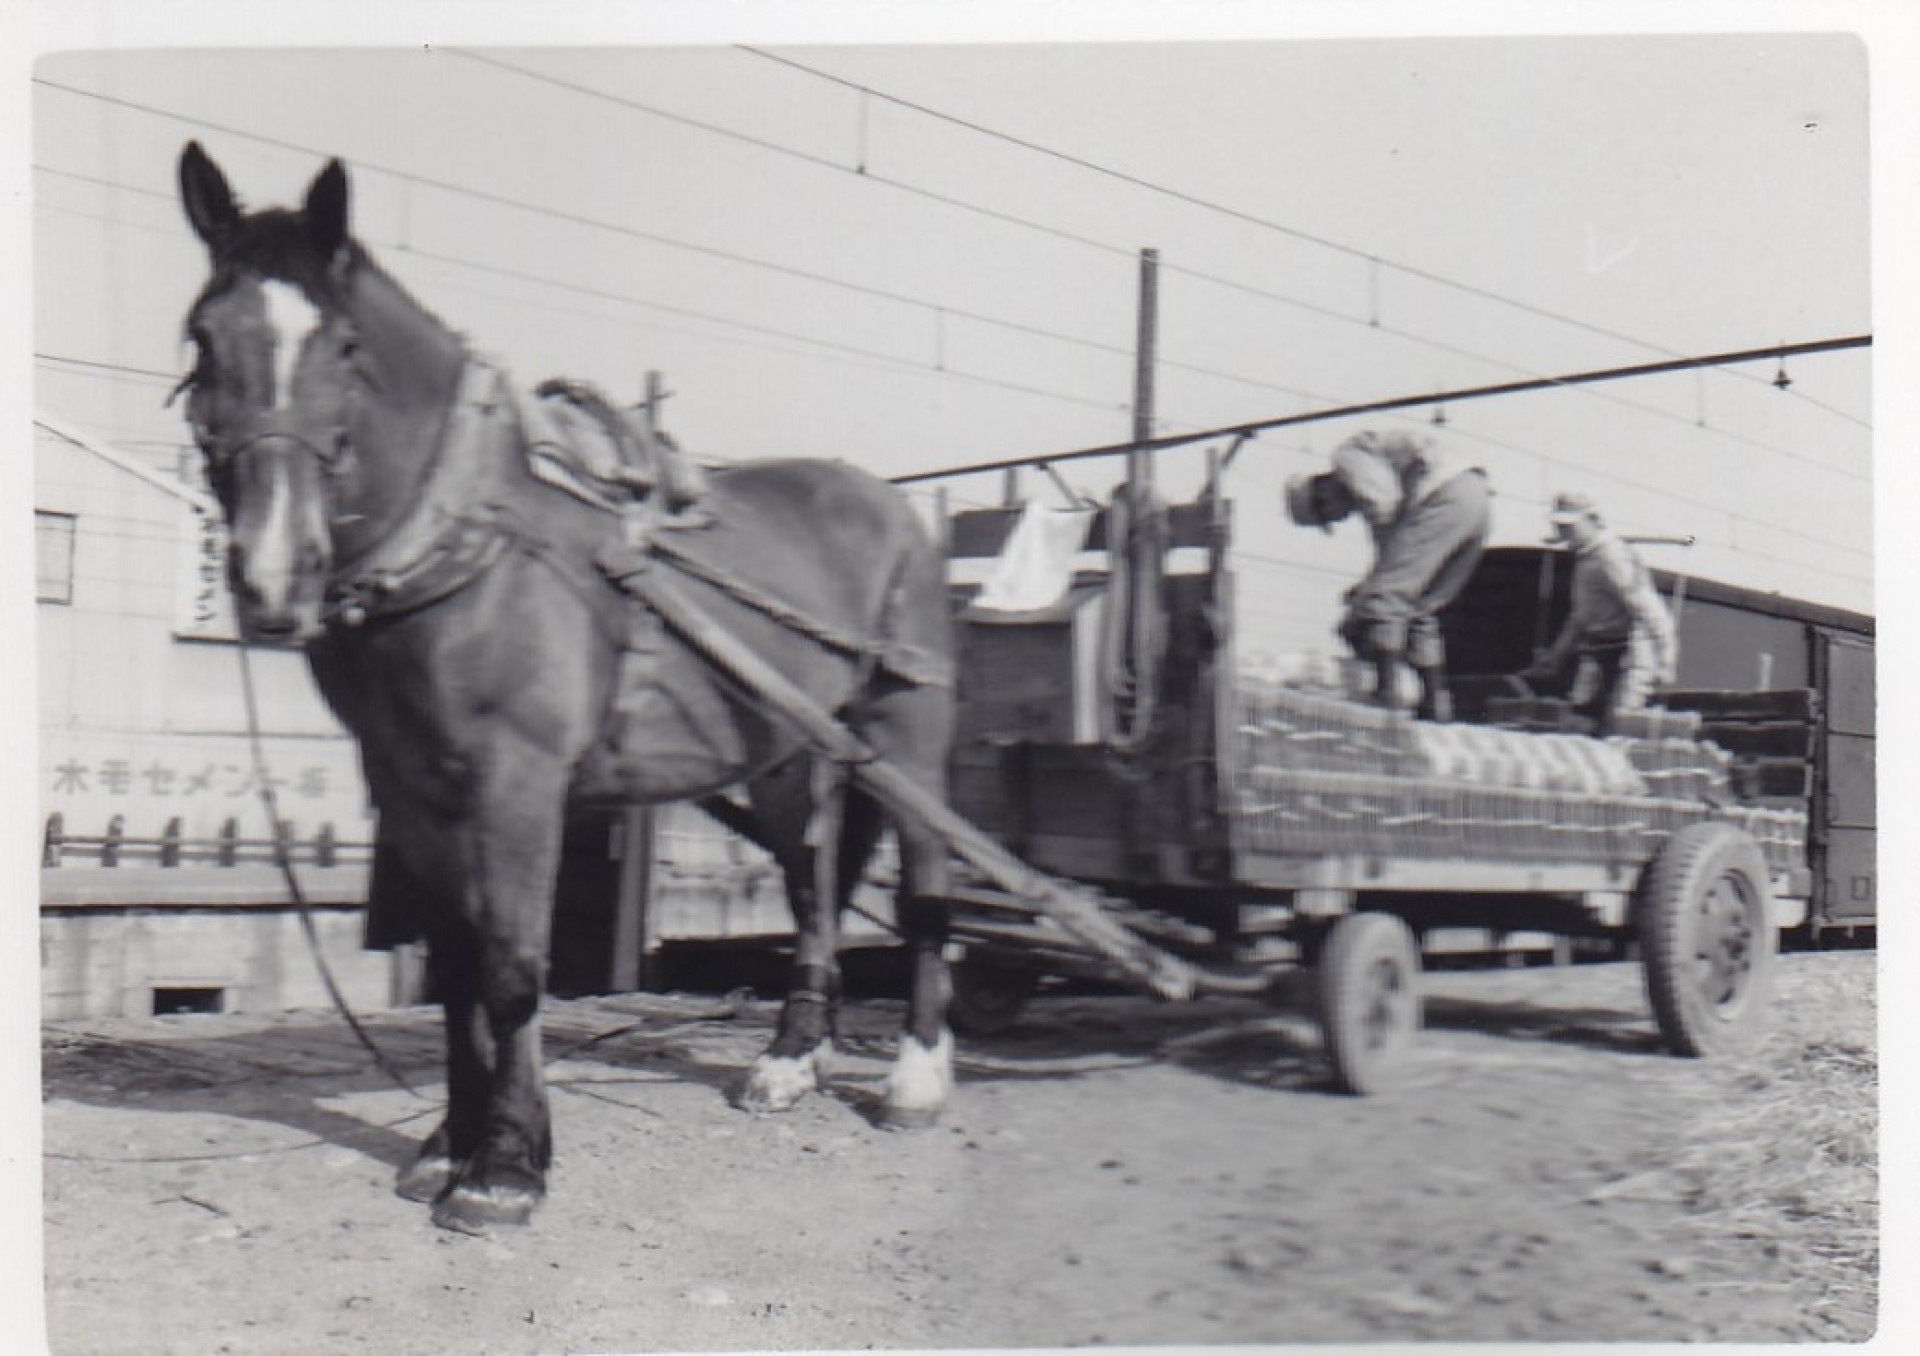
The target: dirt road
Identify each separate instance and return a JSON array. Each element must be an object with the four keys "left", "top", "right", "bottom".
[{"left": 42, "top": 949, "right": 1876, "bottom": 1353}]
